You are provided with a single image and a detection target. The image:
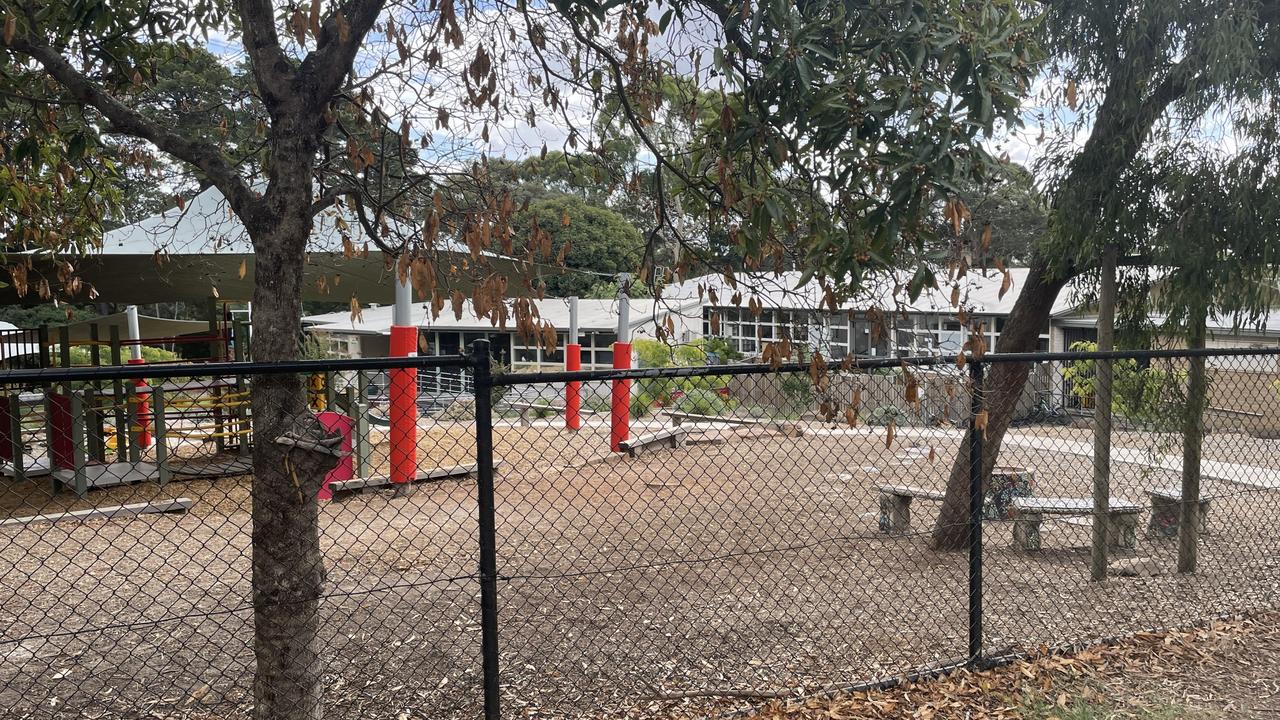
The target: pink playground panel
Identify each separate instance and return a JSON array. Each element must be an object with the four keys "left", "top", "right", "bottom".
[{"left": 316, "top": 410, "right": 354, "bottom": 500}]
